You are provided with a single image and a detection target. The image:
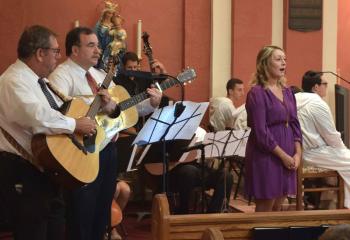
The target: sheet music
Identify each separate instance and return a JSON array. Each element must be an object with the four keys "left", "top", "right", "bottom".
[
  {"left": 126, "top": 127, "right": 207, "bottom": 171},
  {"left": 203, "top": 129, "right": 250, "bottom": 158},
  {"left": 132, "top": 101, "right": 209, "bottom": 146}
]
